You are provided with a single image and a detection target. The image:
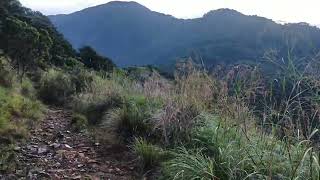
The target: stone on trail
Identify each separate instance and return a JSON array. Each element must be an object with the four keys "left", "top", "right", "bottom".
[
  {"left": 37, "top": 146, "right": 49, "bottom": 154},
  {"left": 50, "top": 142, "right": 61, "bottom": 149}
]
